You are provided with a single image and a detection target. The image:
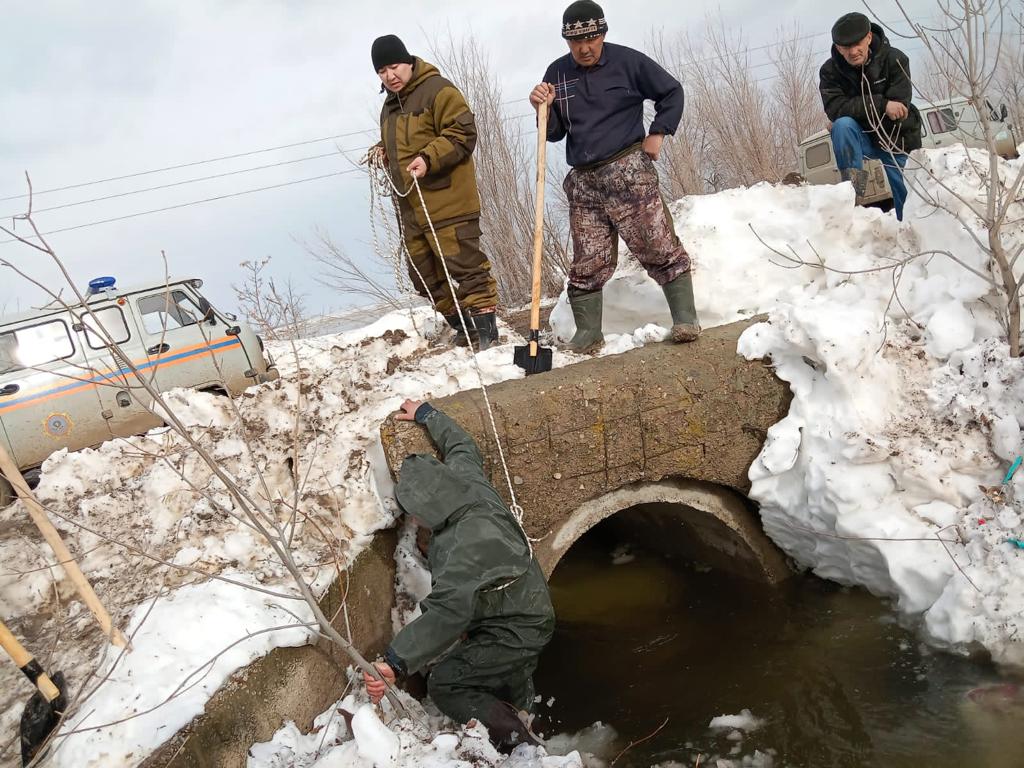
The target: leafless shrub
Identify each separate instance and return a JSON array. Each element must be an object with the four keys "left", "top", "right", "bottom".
[
  {"left": 427, "top": 33, "right": 572, "bottom": 305},
  {"left": 303, "top": 226, "right": 407, "bottom": 312},
  {"left": 770, "top": 26, "right": 829, "bottom": 169},
  {"left": 232, "top": 256, "right": 308, "bottom": 341},
  {"left": 652, "top": 19, "right": 826, "bottom": 195}
]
